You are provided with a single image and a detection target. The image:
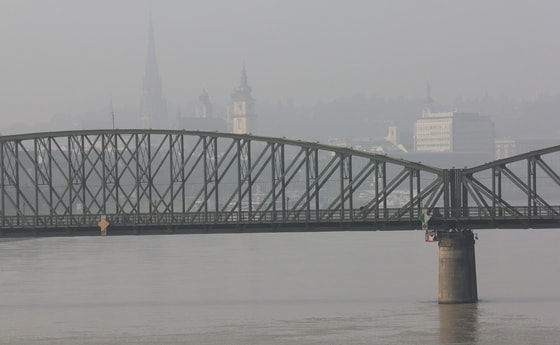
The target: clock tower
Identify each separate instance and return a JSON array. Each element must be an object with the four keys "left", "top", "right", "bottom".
[{"left": 229, "top": 65, "right": 256, "bottom": 134}]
